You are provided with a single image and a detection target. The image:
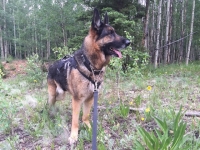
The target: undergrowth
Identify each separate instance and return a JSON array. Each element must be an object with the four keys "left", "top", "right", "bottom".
[{"left": 0, "top": 60, "right": 200, "bottom": 149}]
